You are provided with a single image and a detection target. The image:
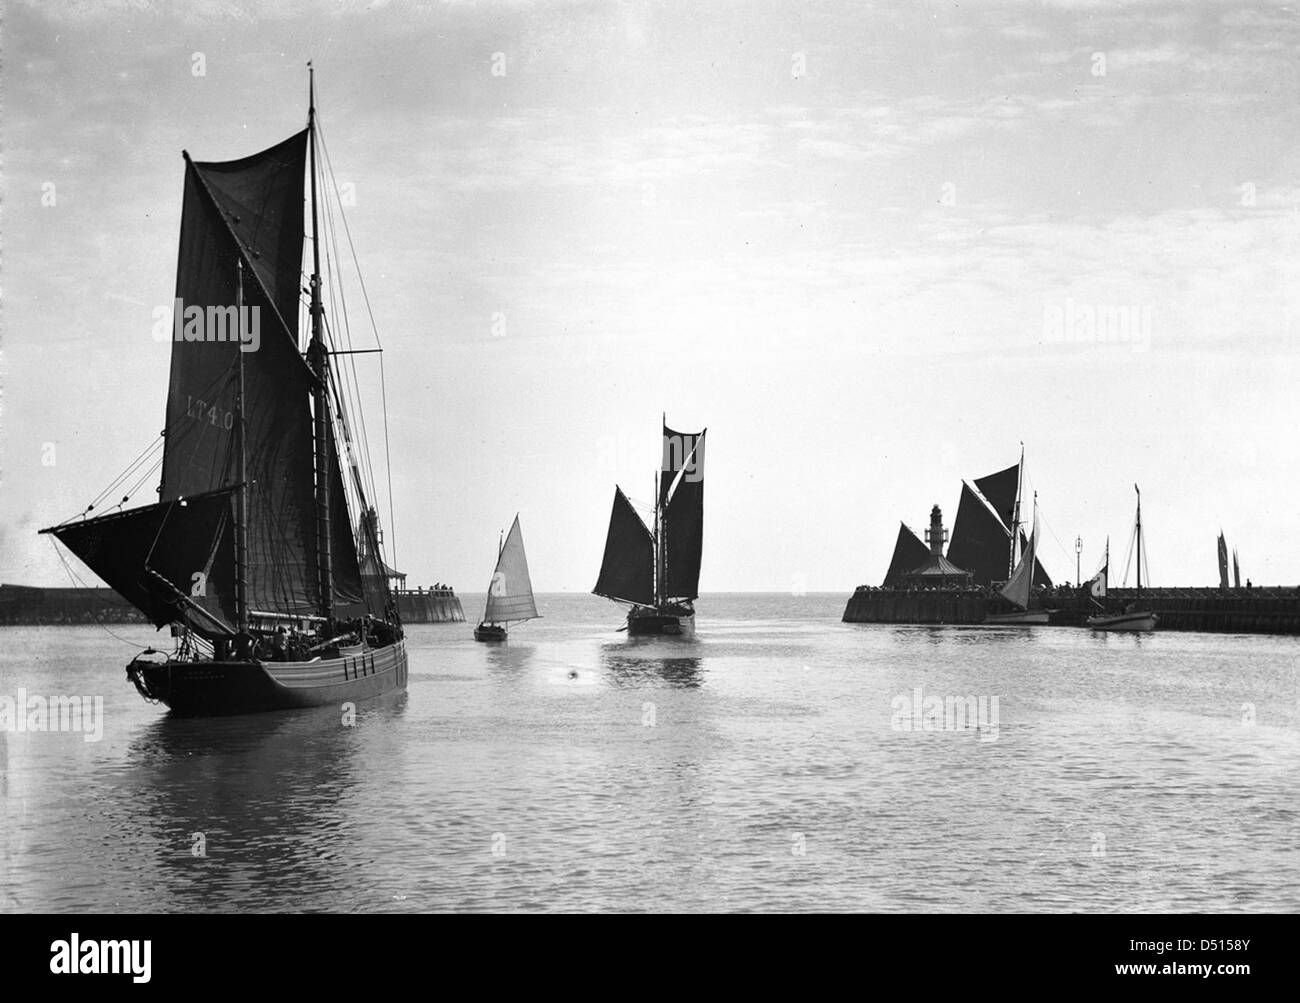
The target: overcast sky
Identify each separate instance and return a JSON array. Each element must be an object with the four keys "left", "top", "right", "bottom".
[{"left": 3, "top": 0, "right": 1299, "bottom": 594}]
